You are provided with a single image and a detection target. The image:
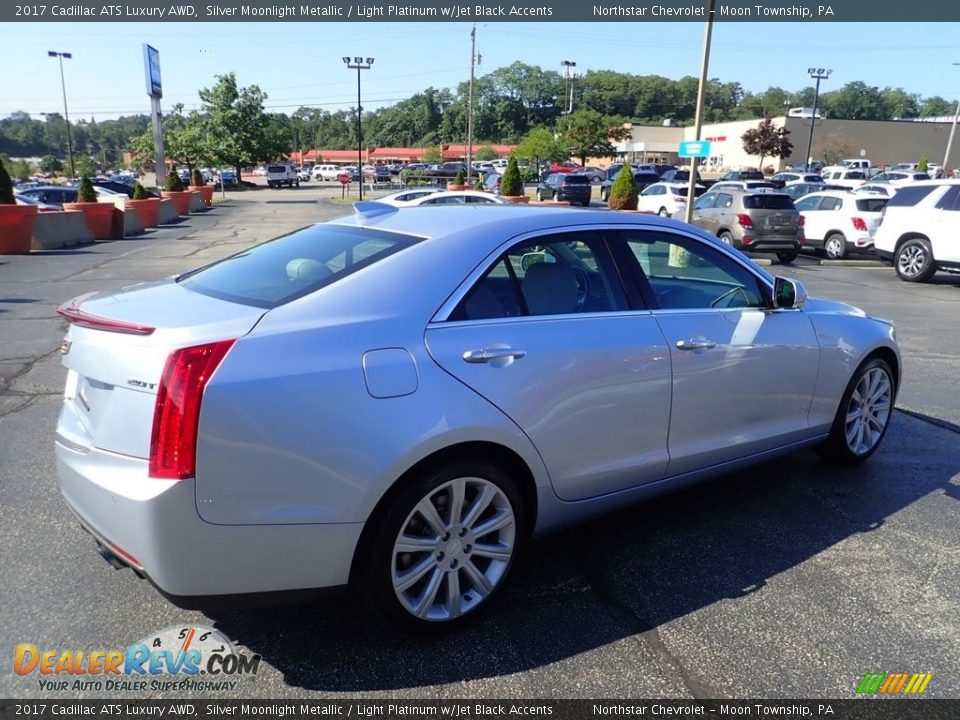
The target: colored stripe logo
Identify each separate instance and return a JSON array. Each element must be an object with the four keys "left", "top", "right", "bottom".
[{"left": 857, "top": 673, "right": 932, "bottom": 695}]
